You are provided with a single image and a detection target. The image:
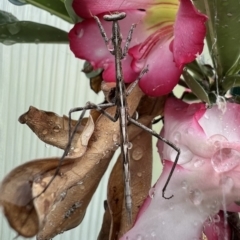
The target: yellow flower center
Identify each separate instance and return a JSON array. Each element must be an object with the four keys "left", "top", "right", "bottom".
[{"left": 145, "top": 0, "right": 179, "bottom": 33}]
